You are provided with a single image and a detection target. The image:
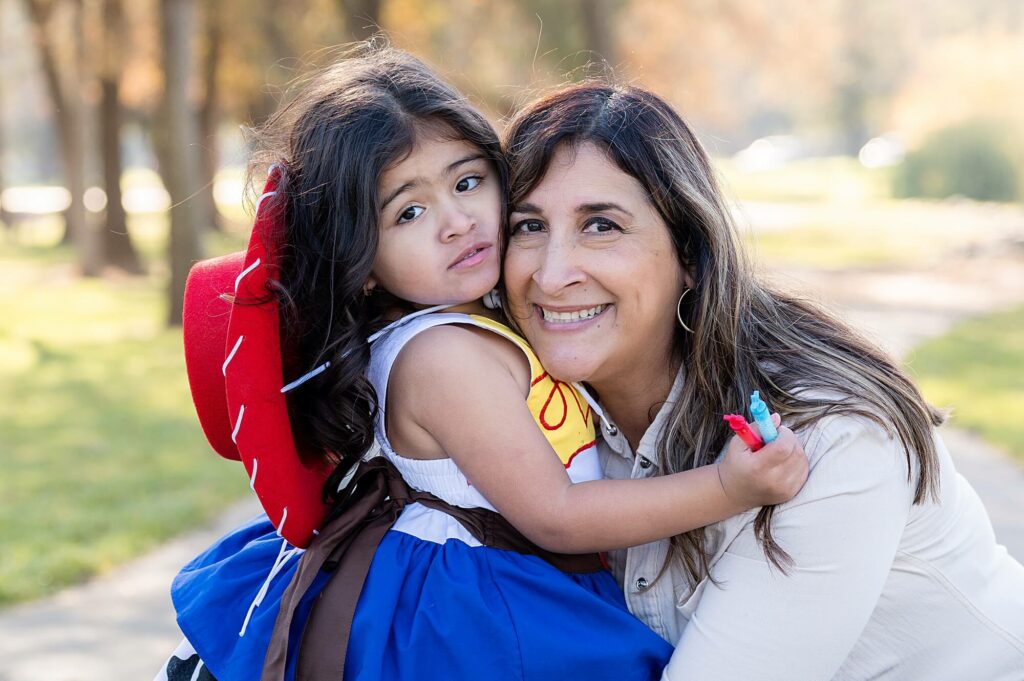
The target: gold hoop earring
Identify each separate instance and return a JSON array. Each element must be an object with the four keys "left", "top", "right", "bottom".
[{"left": 676, "top": 288, "right": 694, "bottom": 334}]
